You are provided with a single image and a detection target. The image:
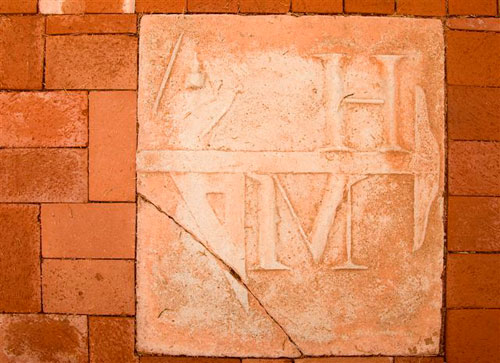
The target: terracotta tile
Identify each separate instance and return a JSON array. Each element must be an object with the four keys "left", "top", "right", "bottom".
[
  {"left": 448, "top": 196, "right": 500, "bottom": 251},
  {"left": 136, "top": 0, "right": 186, "bottom": 12},
  {"left": 447, "top": 31, "right": 500, "bottom": 87},
  {"left": 446, "top": 309, "right": 500, "bottom": 363},
  {"left": 296, "top": 359, "right": 393, "bottom": 363},
  {"left": 394, "top": 358, "right": 444, "bottom": 363},
  {"left": 448, "top": 0, "right": 497, "bottom": 15},
  {"left": 47, "top": 14, "right": 137, "bottom": 34},
  {"left": 0, "top": 0, "right": 37, "bottom": 13},
  {"left": 137, "top": 15, "right": 444, "bottom": 356},
  {"left": 292, "top": 0, "right": 342, "bottom": 13},
  {"left": 0, "top": 314, "right": 88, "bottom": 362},
  {"left": 345, "top": 0, "right": 395, "bottom": 14},
  {"left": 0, "top": 149, "right": 88, "bottom": 203},
  {"left": 40, "top": 0, "right": 135, "bottom": 13},
  {"left": 0, "top": 16, "right": 44, "bottom": 90},
  {"left": 447, "top": 17, "right": 500, "bottom": 32},
  {"left": 42, "top": 259, "right": 135, "bottom": 315},
  {"left": 243, "top": 360, "right": 293, "bottom": 363},
  {"left": 239, "top": 0, "right": 290, "bottom": 13},
  {"left": 447, "top": 253, "right": 500, "bottom": 308},
  {"left": 42, "top": 203, "right": 136, "bottom": 258},
  {"left": 0, "top": 91, "right": 88, "bottom": 147},
  {"left": 90, "top": 317, "right": 137, "bottom": 363},
  {"left": 397, "top": 0, "right": 446, "bottom": 16},
  {"left": 45, "top": 35, "right": 138, "bottom": 90},
  {"left": 89, "top": 91, "right": 137, "bottom": 201},
  {"left": 188, "top": 0, "right": 238, "bottom": 13},
  {"left": 448, "top": 86, "right": 500, "bottom": 141},
  {"left": 140, "top": 359, "right": 240, "bottom": 363},
  {"left": 448, "top": 141, "right": 500, "bottom": 196},
  {"left": 0, "top": 205, "right": 40, "bottom": 313}
]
